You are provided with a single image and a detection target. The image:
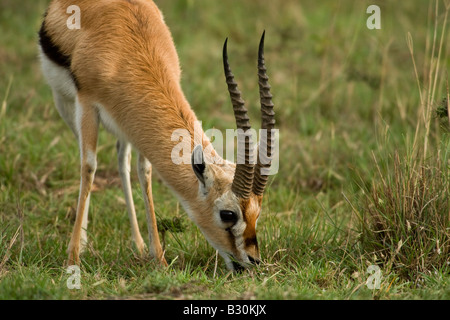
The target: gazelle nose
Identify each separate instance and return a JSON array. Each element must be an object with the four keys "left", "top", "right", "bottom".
[{"left": 248, "top": 255, "right": 260, "bottom": 265}]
